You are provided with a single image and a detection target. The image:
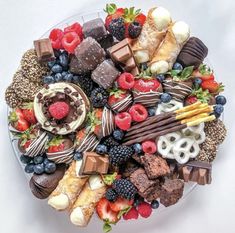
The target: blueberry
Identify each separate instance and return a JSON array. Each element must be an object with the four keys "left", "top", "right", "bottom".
[
  {"left": 33, "top": 156, "right": 44, "bottom": 164},
  {"left": 96, "top": 144, "right": 108, "bottom": 155},
  {"left": 24, "top": 164, "right": 35, "bottom": 173},
  {"left": 51, "top": 64, "right": 63, "bottom": 73},
  {"left": 141, "top": 62, "right": 148, "bottom": 71},
  {"left": 47, "top": 60, "right": 56, "bottom": 69},
  {"left": 45, "top": 162, "right": 56, "bottom": 174},
  {"left": 59, "top": 54, "right": 69, "bottom": 67},
  {"left": 214, "top": 104, "right": 224, "bottom": 115},
  {"left": 74, "top": 152, "right": 83, "bottom": 161},
  {"left": 43, "top": 75, "right": 55, "bottom": 84},
  {"left": 216, "top": 95, "right": 227, "bottom": 105},
  {"left": 214, "top": 112, "right": 221, "bottom": 119},
  {"left": 148, "top": 108, "right": 156, "bottom": 117},
  {"left": 160, "top": 93, "right": 172, "bottom": 103},
  {"left": 62, "top": 71, "right": 69, "bottom": 77},
  {"left": 156, "top": 74, "right": 165, "bottom": 83},
  {"left": 193, "top": 77, "right": 202, "bottom": 87},
  {"left": 33, "top": 163, "right": 45, "bottom": 175},
  {"left": 20, "top": 155, "right": 32, "bottom": 164},
  {"left": 173, "top": 62, "right": 183, "bottom": 71},
  {"left": 54, "top": 73, "right": 63, "bottom": 82},
  {"left": 43, "top": 158, "right": 51, "bottom": 165},
  {"left": 113, "top": 129, "right": 124, "bottom": 141},
  {"left": 133, "top": 143, "right": 143, "bottom": 155},
  {"left": 63, "top": 73, "right": 73, "bottom": 82},
  {"left": 151, "top": 200, "right": 159, "bottom": 209}
]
